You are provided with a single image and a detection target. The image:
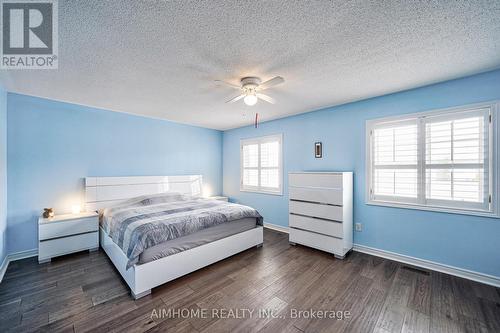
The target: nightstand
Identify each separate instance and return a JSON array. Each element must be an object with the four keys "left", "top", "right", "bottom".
[
  {"left": 209, "top": 196, "right": 229, "bottom": 202},
  {"left": 38, "top": 212, "right": 99, "bottom": 263}
]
